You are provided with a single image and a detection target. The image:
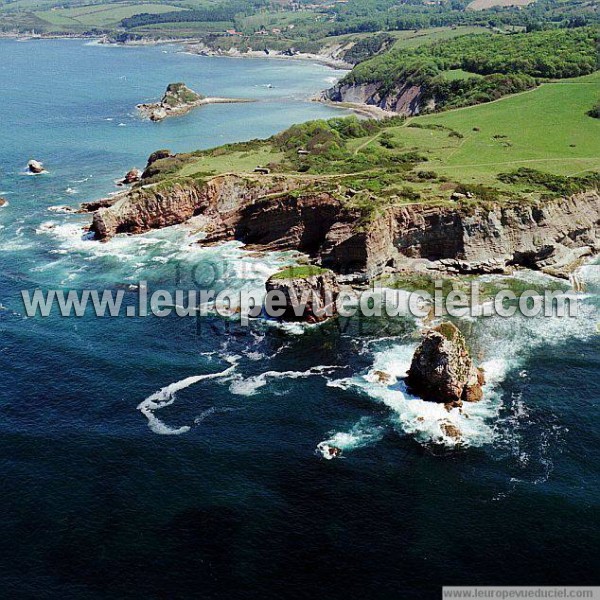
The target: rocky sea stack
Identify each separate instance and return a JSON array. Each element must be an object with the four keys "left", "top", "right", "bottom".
[
  {"left": 265, "top": 266, "right": 339, "bottom": 323},
  {"left": 27, "top": 159, "right": 45, "bottom": 174},
  {"left": 123, "top": 168, "right": 142, "bottom": 184},
  {"left": 406, "top": 322, "right": 484, "bottom": 406}
]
